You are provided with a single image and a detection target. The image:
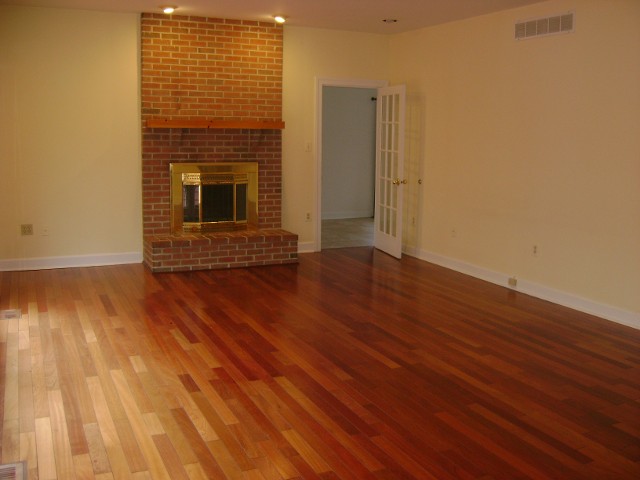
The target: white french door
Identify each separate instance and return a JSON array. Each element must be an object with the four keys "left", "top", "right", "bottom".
[{"left": 374, "top": 85, "right": 406, "bottom": 258}]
